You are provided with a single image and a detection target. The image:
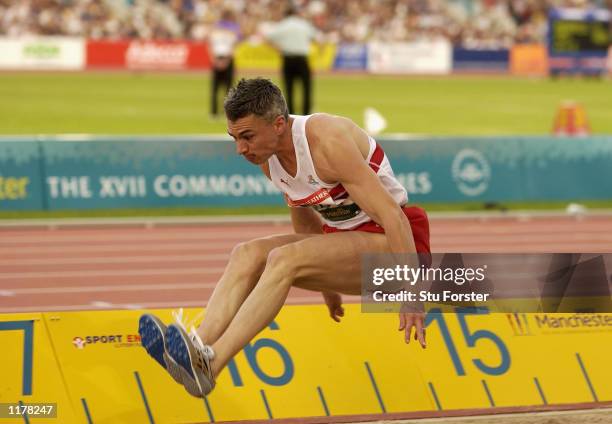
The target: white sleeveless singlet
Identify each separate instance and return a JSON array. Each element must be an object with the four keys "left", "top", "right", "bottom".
[{"left": 268, "top": 114, "right": 408, "bottom": 230}]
